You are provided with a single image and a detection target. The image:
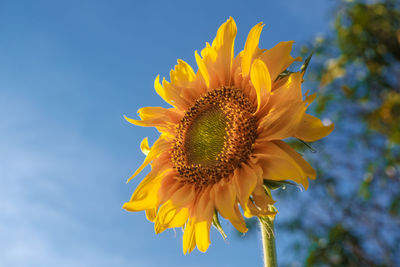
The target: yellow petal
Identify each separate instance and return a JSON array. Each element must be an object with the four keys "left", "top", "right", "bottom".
[
  {"left": 253, "top": 141, "right": 313, "bottom": 188},
  {"left": 242, "top": 22, "right": 264, "bottom": 77},
  {"left": 273, "top": 140, "right": 316, "bottom": 184},
  {"left": 295, "top": 114, "right": 334, "bottom": 142},
  {"left": 154, "top": 75, "right": 175, "bottom": 107},
  {"left": 145, "top": 208, "right": 157, "bottom": 222},
  {"left": 170, "top": 184, "right": 195, "bottom": 207},
  {"left": 170, "top": 59, "right": 196, "bottom": 87},
  {"left": 194, "top": 187, "right": 214, "bottom": 221},
  {"left": 158, "top": 173, "right": 181, "bottom": 203},
  {"left": 188, "top": 188, "right": 214, "bottom": 252},
  {"left": 251, "top": 185, "right": 274, "bottom": 214},
  {"left": 260, "top": 41, "right": 301, "bottom": 81},
  {"left": 124, "top": 106, "right": 181, "bottom": 134},
  {"left": 233, "top": 163, "right": 260, "bottom": 218},
  {"left": 167, "top": 208, "right": 188, "bottom": 228},
  {"left": 126, "top": 136, "right": 170, "bottom": 183},
  {"left": 155, "top": 201, "right": 189, "bottom": 234},
  {"left": 257, "top": 101, "right": 306, "bottom": 141},
  {"left": 195, "top": 50, "right": 210, "bottom": 88},
  {"left": 140, "top": 137, "right": 150, "bottom": 155},
  {"left": 211, "top": 17, "right": 237, "bottom": 85},
  {"left": 154, "top": 75, "right": 189, "bottom": 109},
  {"left": 245, "top": 198, "right": 275, "bottom": 217},
  {"left": 269, "top": 72, "right": 303, "bottom": 109},
  {"left": 162, "top": 79, "right": 191, "bottom": 109},
  {"left": 250, "top": 59, "right": 271, "bottom": 112},
  {"left": 195, "top": 220, "right": 212, "bottom": 252},
  {"left": 213, "top": 182, "right": 247, "bottom": 233},
  {"left": 137, "top": 107, "right": 181, "bottom": 122},
  {"left": 123, "top": 169, "right": 167, "bottom": 212},
  {"left": 183, "top": 218, "right": 196, "bottom": 254},
  {"left": 196, "top": 42, "right": 219, "bottom": 89}
]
